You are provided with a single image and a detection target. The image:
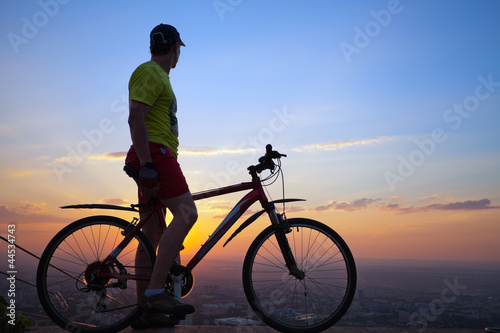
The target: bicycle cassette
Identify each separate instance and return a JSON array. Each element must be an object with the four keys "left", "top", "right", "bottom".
[{"left": 165, "top": 264, "right": 194, "bottom": 297}]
